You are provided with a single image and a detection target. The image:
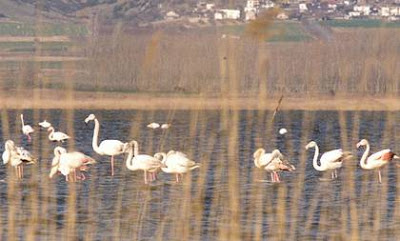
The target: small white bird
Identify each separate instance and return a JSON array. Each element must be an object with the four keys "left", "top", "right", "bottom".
[
  {"left": 21, "top": 114, "right": 34, "bottom": 142},
  {"left": 161, "top": 123, "right": 171, "bottom": 129},
  {"left": 47, "top": 126, "right": 71, "bottom": 142},
  {"left": 279, "top": 128, "right": 287, "bottom": 135},
  {"left": 147, "top": 122, "right": 160, "bottom": 129},
  {"left": 38, "top": 120, "right": 52, "bottom": 128}
]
